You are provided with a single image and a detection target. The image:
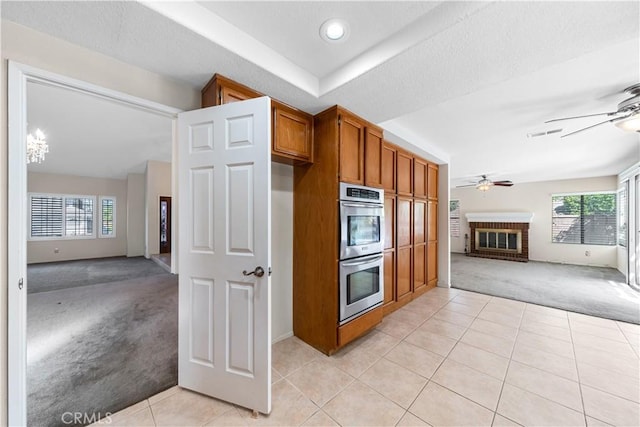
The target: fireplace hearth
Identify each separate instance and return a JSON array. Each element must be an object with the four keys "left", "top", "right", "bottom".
[{"left": 465, "top": 213, "right": 534, "bottom": 262}]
